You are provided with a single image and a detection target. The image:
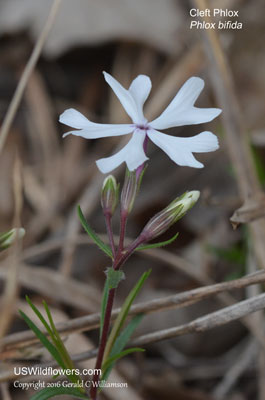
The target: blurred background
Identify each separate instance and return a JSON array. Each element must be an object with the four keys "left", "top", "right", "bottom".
[{"left": 0, "top": 0, "right": 265, "bottom": 399}]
